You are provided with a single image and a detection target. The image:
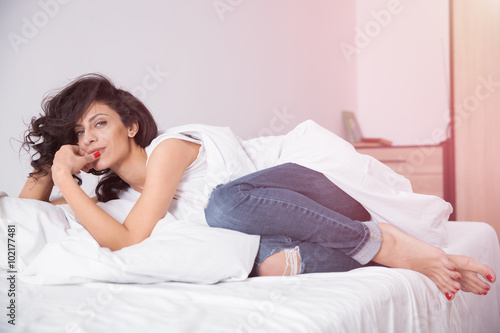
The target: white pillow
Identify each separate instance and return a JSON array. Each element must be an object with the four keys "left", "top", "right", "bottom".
[
  {"left": 0, "top": 196, "right": 72, "bottom": 270},
  {"left": 0, "top": 194, "right": 260, "bottom": 284}
]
